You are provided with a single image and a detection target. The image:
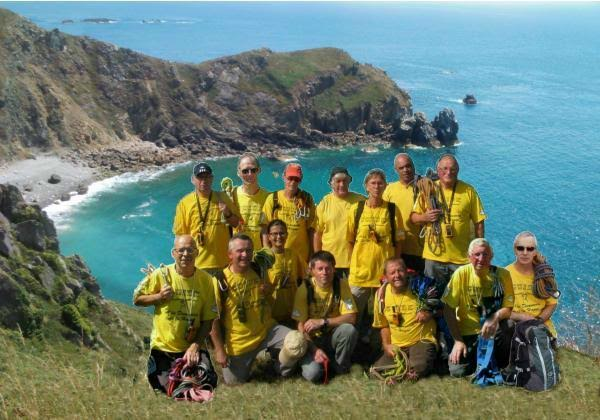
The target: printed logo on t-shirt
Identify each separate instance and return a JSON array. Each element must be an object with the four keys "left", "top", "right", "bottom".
[{"left": 344, "top": 299, "right": 354, "bottom": 310}]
